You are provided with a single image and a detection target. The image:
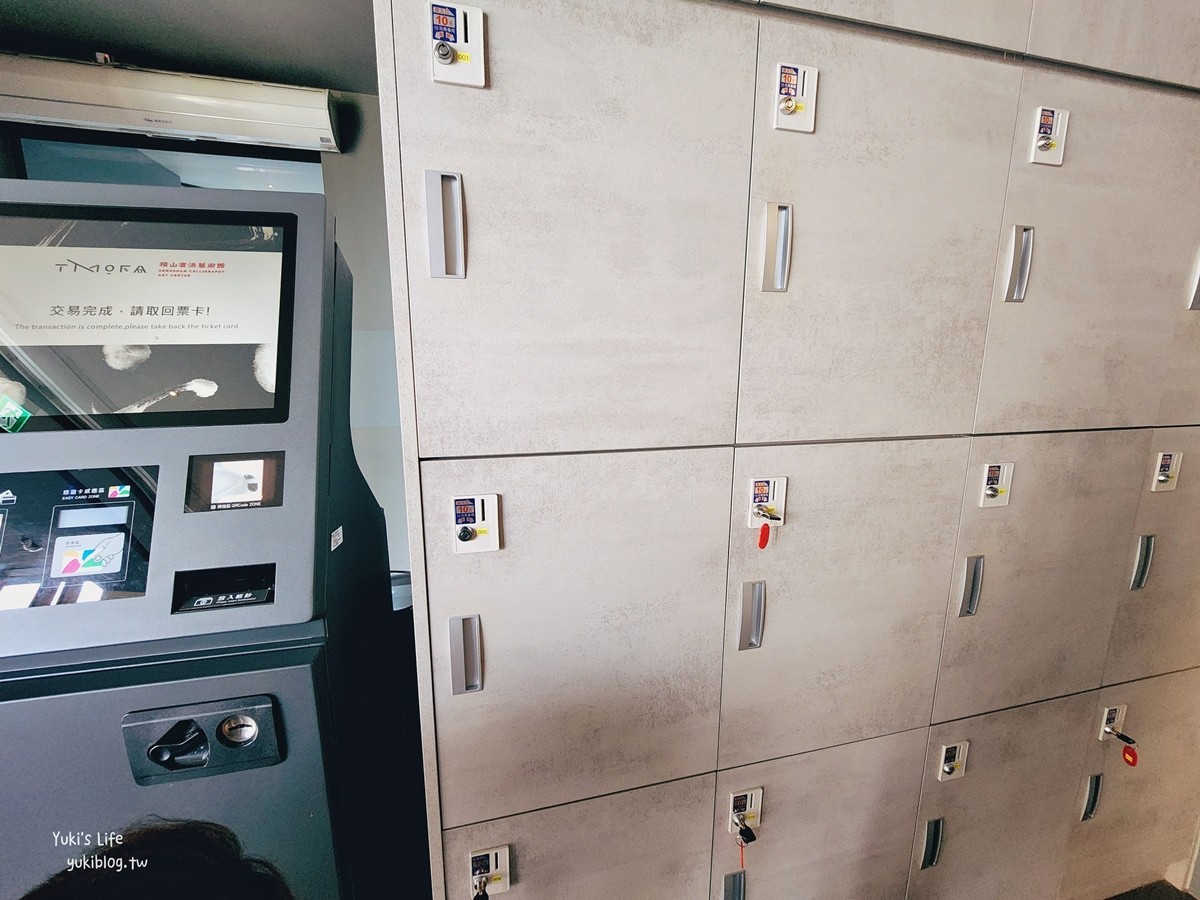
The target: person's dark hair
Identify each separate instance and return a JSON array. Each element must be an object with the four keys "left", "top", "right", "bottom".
[{"left": 20, "top": 819, "right": 295, "bottom": 900}]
